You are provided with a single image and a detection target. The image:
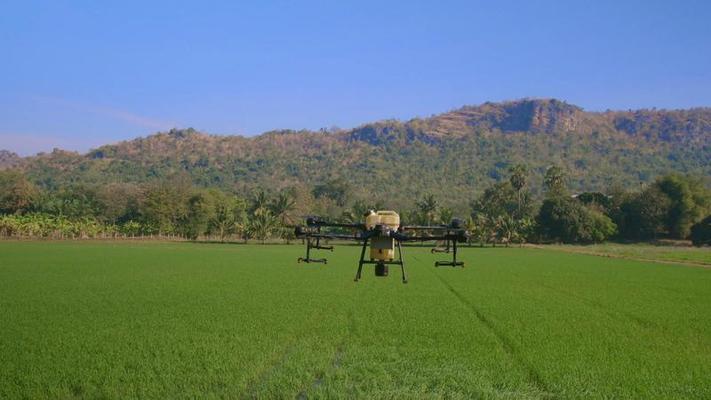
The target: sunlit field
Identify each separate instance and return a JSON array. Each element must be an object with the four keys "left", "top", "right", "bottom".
[
  {"left": 1, "top": 242, "right": 710, "bottom": 399},
  {"left": 540, "top": 243, "right": 711, "bottom": 266}
]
